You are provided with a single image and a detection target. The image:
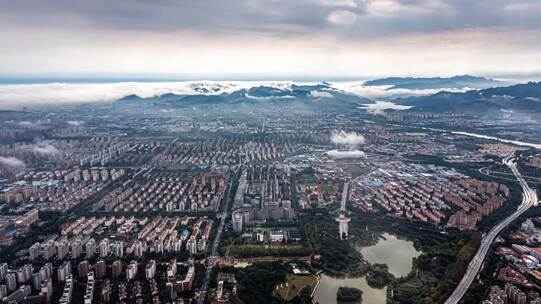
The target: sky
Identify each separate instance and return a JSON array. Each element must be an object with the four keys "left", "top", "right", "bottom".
[{"left": 1, "top": 0, "right": 541, "bottom": 80}]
